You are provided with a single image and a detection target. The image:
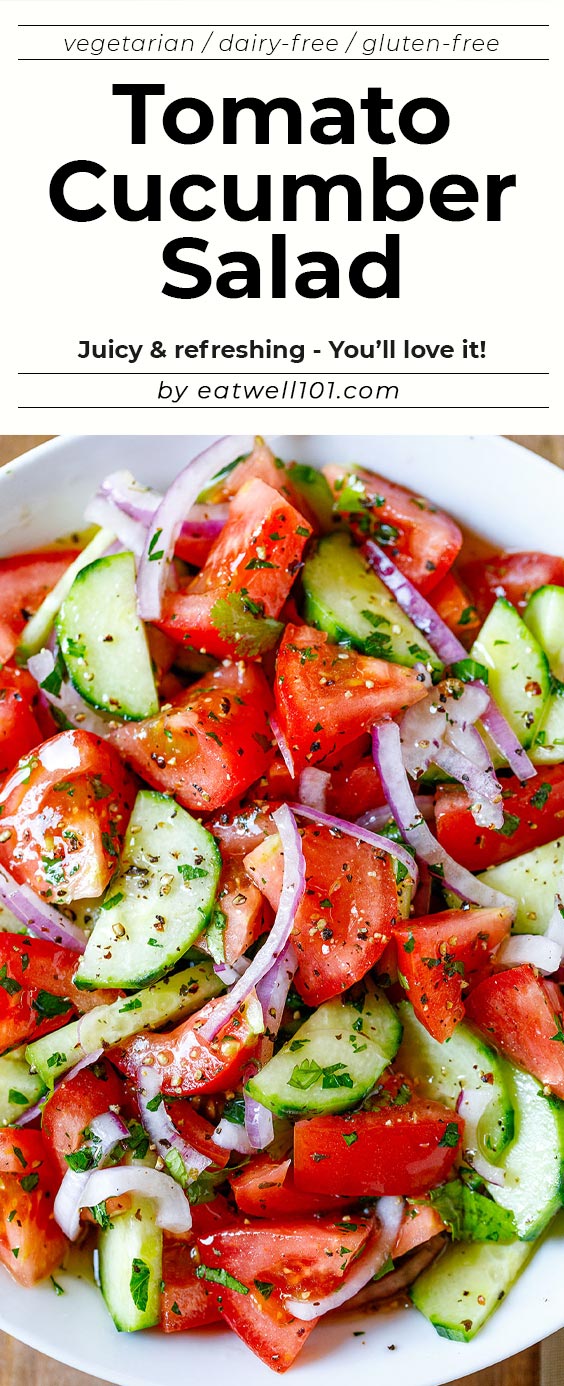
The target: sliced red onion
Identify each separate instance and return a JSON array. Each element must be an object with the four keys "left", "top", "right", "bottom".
[
  {"left": 400, "top": 682, "right": 489, "bottom": 779},
  {"left": 61, "top": 1047, "right": 105, "bottom": 1085},
  {"left": 495, "top": 933, "right": 562, "bottom": 975},
  {"left": 0, "top": 862, "right": 86, "bottom": 951},
  {"left": 14, "top": 1093, "right": 51, "bottom": 1127},
  {"left": 28, "top": 649, "right": 111, "bottom": 738},
  {"left": 433, "top": 746, "right": 503, "bottom": 831},
  {"left": 137, "top": 1067, "right": 211, "bottom": 1184},
  {"left": 213, "top": 957, "right": 250, "bottom": 986},
  {"left": 80, "top": 1165, "right": 192, "bottom": 1235},
  {"left": 372, "top": 721, "right": 515, "bottom": 915},
  {"left": 547, "top": 895, "right": 564, "bottom": 953},
  {"left": 269, "top": 714, "right": 295, "bottom": 779},
  {"left": 285, "top": 1196, "right": 404, "bottom": 1320},
  {"left": 365, "top": 541, "right": 535, "bottom": 781},
  {"left": 357, "top": 797, "right": 434, "bottom": 833},
  {"left": 85, "top": 495, "right": 147, "bottom": 559},
  {"left": 213, "top": 1118, "right": 254, "bottom": 1155},
  {"left": 456, "top": 1089, "right": 505, "bottom": 1186},
  {"left": 256, "top": 939, "right": 298, "bottom": 1044},
  {"left": 298, "top": 767, "right": 330, "bottom": 812},
  {"left": 198, "top": 805, "right": 305, "bottom": 1044},
  {"left": 243, "top": 1064, "right": 274, "bottom": 1151},
  {"left": 97, "top": 471, "right": 229, "bottom": 544},
  {"left": 137, "top": 435, "right": 253, "bottom": 622},
  {"left": 400, "top": 682, "right": 502, "bottom": 830},
  {"left": 54, "top": 1110, "right": 129, "bottom": 1241},
  {"left": 287, "top": 802, "right": 418, "bottom": 884},
  {"left": 365, "top": 542, "right": 462, "bottom": 665}
]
